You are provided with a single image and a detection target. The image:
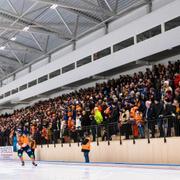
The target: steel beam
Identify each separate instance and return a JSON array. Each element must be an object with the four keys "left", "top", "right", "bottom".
[
  {"left": 30, "top": 33, "right": 44, "bottom": 51},
  {"left": 7, "top": 0, "right": 18, "bottom": 14},
  {"left": 0, "top": 36, "right": 43, "bottom": 54},
  {"left": 7, "top": 43, "right": 23, "bottom": 65},
  {"left": 103, "top": 0, "right": 113, "bottom": 12},
  {"left": 55, "top": 8, "right": 73, "bottom": 35},
  {"left": 33, "top": 0, "right": 113, "bottom": 16},
  {"left": 0, "top": 54, "right": 20, "bottom": 64},
  {"left": 0, "top": 9, "right": 72, "bottom": 40}
]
